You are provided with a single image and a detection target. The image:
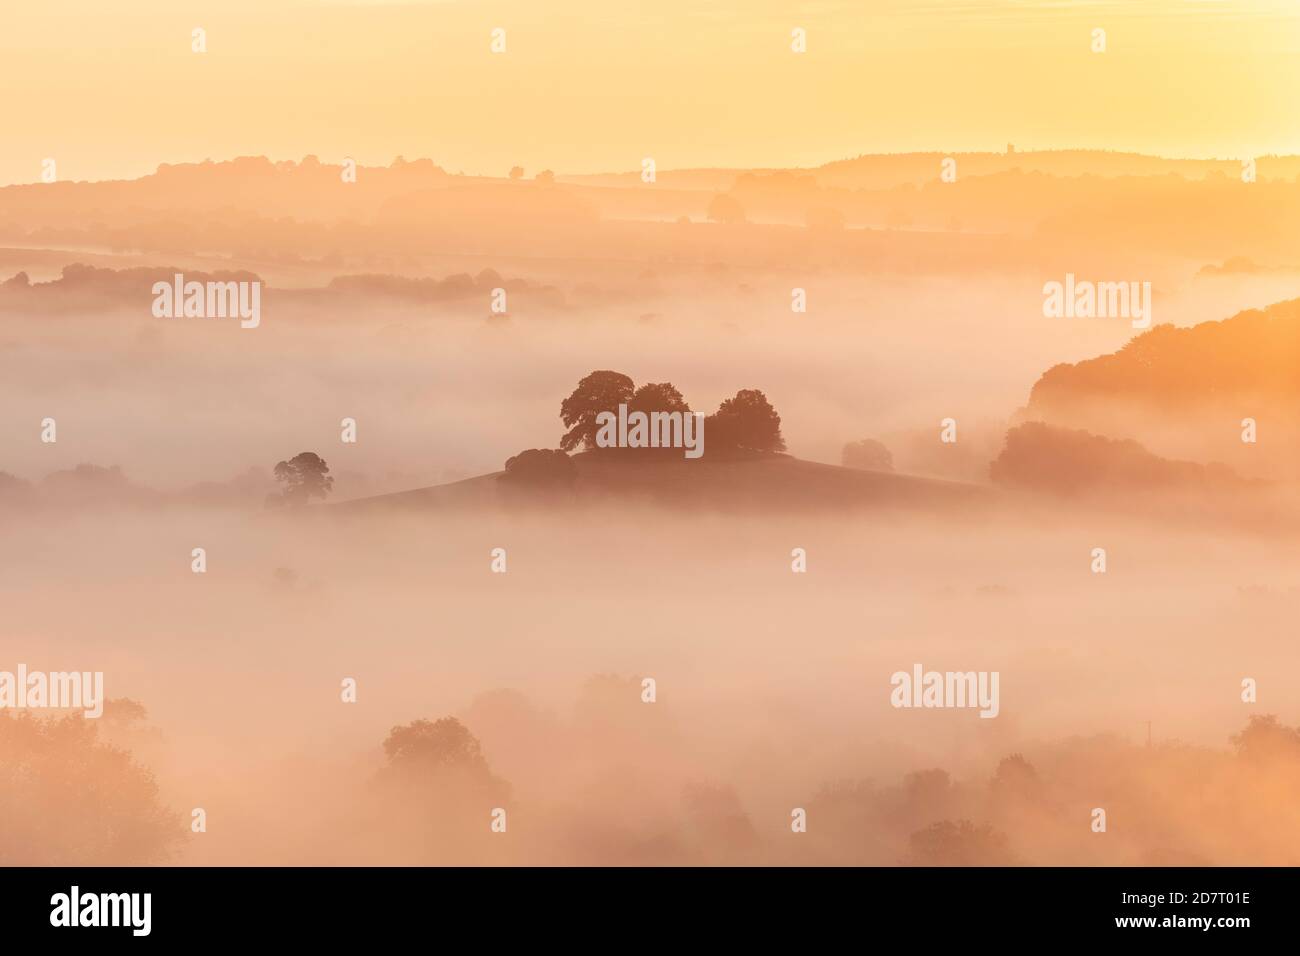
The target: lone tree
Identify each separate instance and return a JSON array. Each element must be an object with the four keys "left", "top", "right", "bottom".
[
  {"left": 842, "top": 438, "right": 893, "bottom": 471},
  {"left": 373, "top": 717, "right": 511, "bottom": 863},
  {"left": 378, "top": 717, "right": 510, "bottom": 803},
  {"left": 273, "top": 451, "right": 334, "bottom": 504},
  {"left": 708, "top": 389, "right": 786, "bottom": 453},
  {"left": 383, "top": 718, "right": 491, "bottom": 775},
  {"left": 560, "top": 370, "right": 634, "bottom": 451}
]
